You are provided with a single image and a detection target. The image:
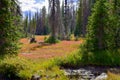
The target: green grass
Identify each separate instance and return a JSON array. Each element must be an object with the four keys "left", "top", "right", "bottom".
[
  {"left": 0, "top": 47, "right": 120, "bottom": 79},
  {"left": 0, "top": 56, "right": 68, "bottom": 80},
  {"left": 60, "top": 49, "right": 120, "bottom": 67},
  {"left": 60, "top": 50, "right": 82, "bottom": 68},
  {"left": 0, "top": 56, "right": 33, "bottom": 79},
  {"left": 59, "top": 48, "right": 120, "bottom": 79}
]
